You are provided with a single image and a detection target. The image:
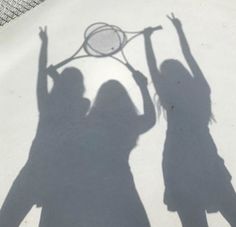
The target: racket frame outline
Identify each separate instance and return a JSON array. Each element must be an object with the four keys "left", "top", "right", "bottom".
[{"left": 54, "top": 22, "right": 162, "bottom": 71}]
